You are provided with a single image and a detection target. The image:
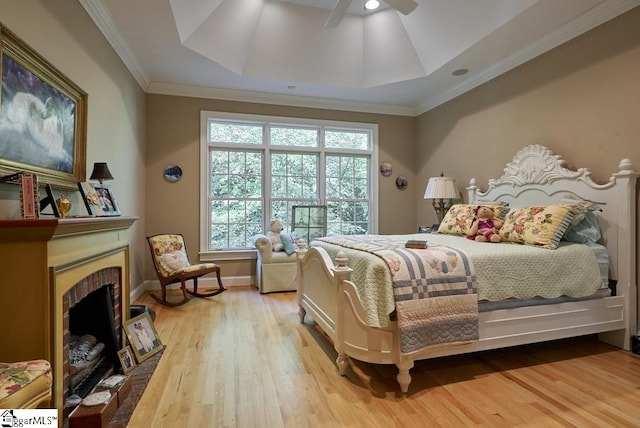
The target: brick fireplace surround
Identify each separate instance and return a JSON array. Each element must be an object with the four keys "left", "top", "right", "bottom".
[{"left": 0, "top": 217, "right": 136, "bottom": 422}]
